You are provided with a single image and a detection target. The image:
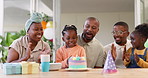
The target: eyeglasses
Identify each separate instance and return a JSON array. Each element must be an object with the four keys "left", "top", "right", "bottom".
[{"left": 112, "top": 30, "right": 127, "bottom": 35}]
